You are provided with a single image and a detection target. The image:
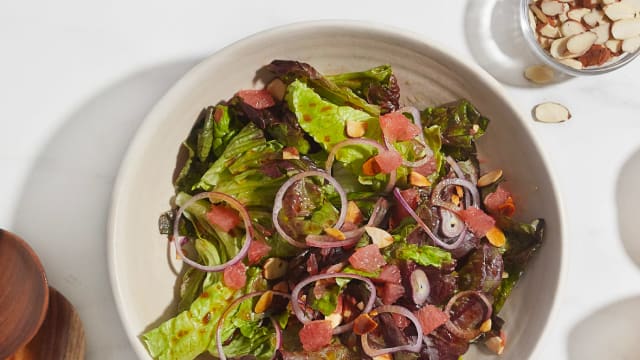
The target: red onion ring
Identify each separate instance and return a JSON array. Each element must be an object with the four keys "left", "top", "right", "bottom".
[
  {"left": 173, "top": 192, "right": 253, "bottom": 272},
  {"left": 290, "top": 272, "right": 376, "bottom": 335},
  {"left": 443, "top": 290, "right": 492, "bottom": 340},
  {"left": 305, "top": 197, "right": 389, "bottom": 248},
  {"left": 445, "top": 156, "right": 472, "bottom": 208},
  {"left": 272, "top": 171, "right": 348, "bottom": 248},
  {"left": 325, "top": 138, "right": 397, "bottom": 194},
  {"left": 215, "top": 291, "right": 291, "bottom": 360},
  {"left": 360, "top": 304, "right": 424, "bottom": 356},
  {"left": 431, "top": 178, "right": 480, "bottom": 212},
  {"left": 393, "top": 187, "right": 467, "bottom": 250}
]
